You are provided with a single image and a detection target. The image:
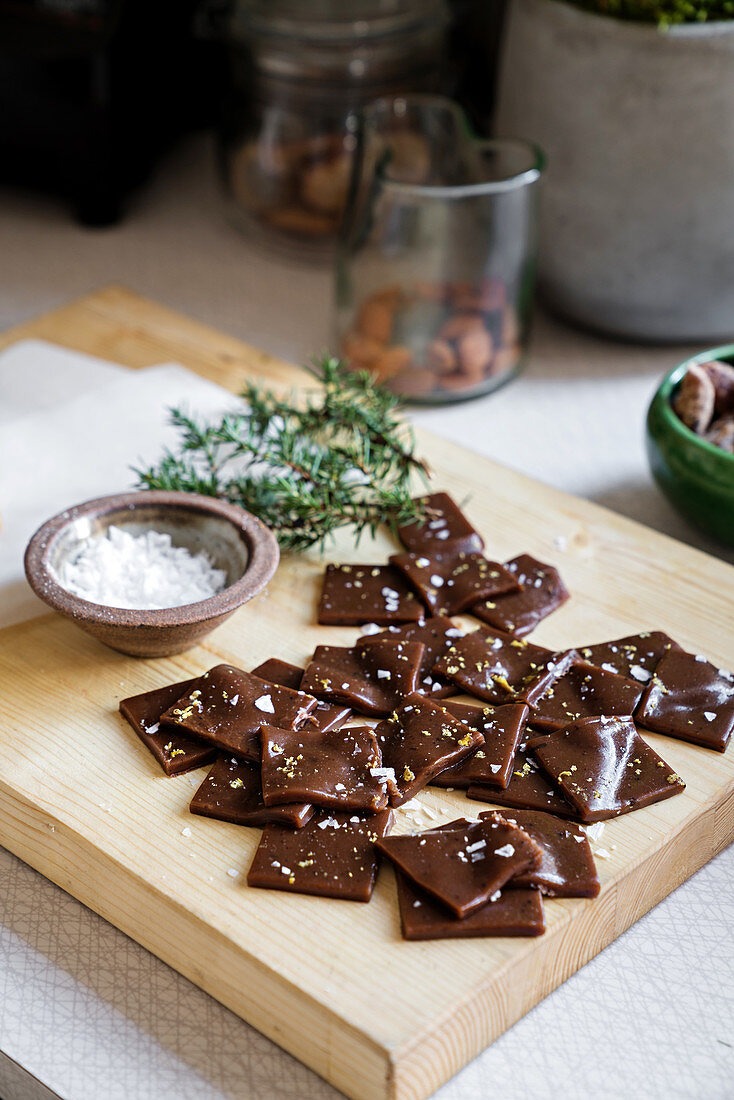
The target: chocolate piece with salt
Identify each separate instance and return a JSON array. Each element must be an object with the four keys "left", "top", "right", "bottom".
[
  {"left": 119, "top": 678, "right": 217, "bottom": 776},
  {"left": 190, "top": 756, "right": 313, "bottom": 828},
  {"left": 396, "top": 874, "right": 544, "bottom": 940},
  {"left": 388, "top": 550, "right": 518, "bottom": 617},
  {"left": 472, "top": 553, "right": 569, "bottom": 637},
  {"left": 636, "top": 648, "right": 734, "bottom": 752},
  {"left": 260, "top": 724, "right": 387, "bottom": 813},
  {"left": 430, "top": 701, "right": 529, "bottom": 790},
  {"left": 375, "top": 813, "right": 542, "bottom": 919},
  {"left": 530, "top": 661, "right": 644, "bottom": 732},
  {"left": 318, "top": 563, "right": 424, "bottom": 626},
  {"left": 375, "top": 694, "right": 484, "bottom": 806},
  {"left": 577, "top": 631, "right": 680, "bottom": 684},
  {"left": 160, "top": 664, "right": 318, "bottom": 762},
  {"left": 533, "top": 715, "right": 686, "bottom": 823},
  {"left": 433, "top": 628, "right": 575, "bottom": 705},
  {"left": 252, "top": 657, "right": 352, "bottom": 732},
  {"left": 484, "top": 809, "right": 600, "bottom": 897},
  {"left": 357, "top": 617, "right": 467, "bottom": 698},
  {"left": 301, "top": 638, "right": 424, "bottom": 717},
  {"left": 396, "top": 491, "right": 484, "bottom": 554},
  {"left": 247, "top": 808, "right": 393, "bottom": 902},
  {"left": 467, "top": 745, "right": 578, "bottom": 819}
]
